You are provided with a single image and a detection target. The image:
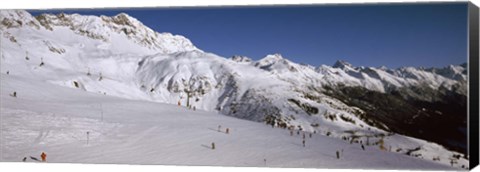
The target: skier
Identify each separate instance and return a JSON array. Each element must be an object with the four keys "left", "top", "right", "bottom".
[
  {"left": 226, "top": 128, "right": 230, "bottom": 134},
  {"left": 211, "top": 142, "right": 215, "bottom": 150},
  {"left": 22, "top": 157, "right": 27, "bottom": 162},
  {"left": 178, "top": 101, "right": 181, "bottom": 106},
  {"left": 302, "top": 133, "right": 306, "bottom": 139},
  {"left": 11, "top": 91, "right": 16, "bottom": 97},
  {"left": 39, "top": 58, "right": 44, "bottom": 67},
  {"left": 361, "top": 144, "right": 365, "bottom": 150},
  {"left": 40, "top": 152, "right": 47, "bottom": 162},
  {"left": 309, "top": 133, "right": 312, "bottom": 138},
  {"left": 378, "top": 138, "right": 386, "bottom": 151},
  {"left": 302, "top": 139, "right": 305, "bottom": 147},
  {"left": 193, "top": 106, "right": 196, "bottom": 111},
  {"left": 297, "top": 131, "right": 300, "bottom": 135},
  {"left": 336, "top": 151, "right": 340, "bottom": 159}
]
